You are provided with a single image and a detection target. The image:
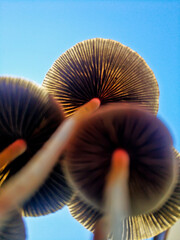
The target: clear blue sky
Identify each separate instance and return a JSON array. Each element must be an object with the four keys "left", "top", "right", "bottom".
[{"left": 0, "top": 1, "right": 180, "bottom": 240}]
